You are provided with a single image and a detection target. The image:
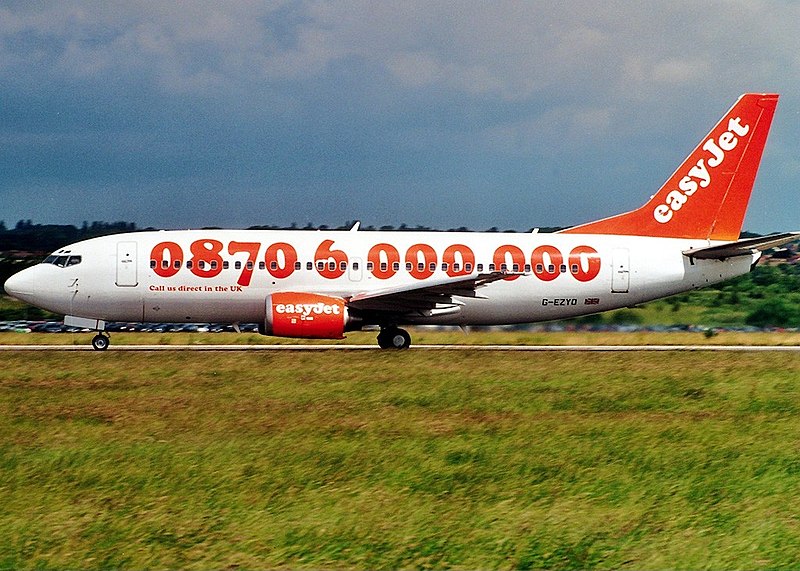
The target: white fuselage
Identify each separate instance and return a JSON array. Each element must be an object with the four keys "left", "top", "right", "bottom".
[{"left": 5, "top": 229, "right": 757, "bottom": 327}]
